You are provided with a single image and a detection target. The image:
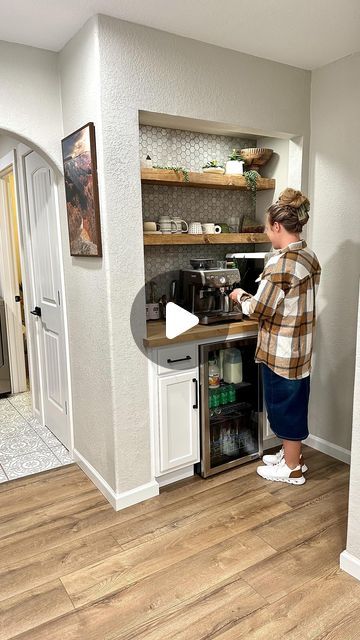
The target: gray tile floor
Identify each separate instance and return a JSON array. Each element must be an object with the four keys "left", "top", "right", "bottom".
[{"left": 0, "top": 391, "right": 72, "bottom": 483}]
